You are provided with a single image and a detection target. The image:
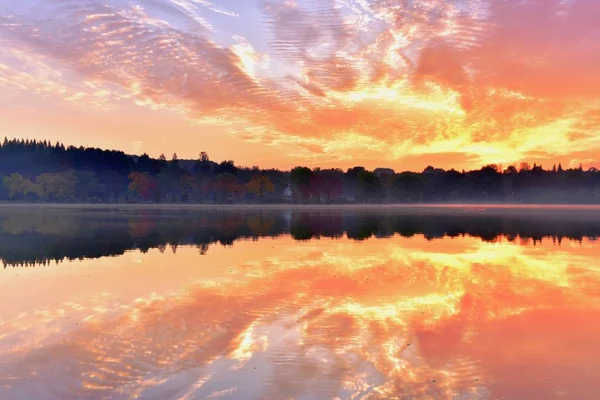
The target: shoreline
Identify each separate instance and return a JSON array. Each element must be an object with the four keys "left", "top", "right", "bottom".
[{"left": 1, "top": 202, "right": 600, "bottom": 213}]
